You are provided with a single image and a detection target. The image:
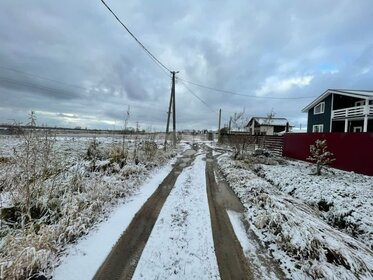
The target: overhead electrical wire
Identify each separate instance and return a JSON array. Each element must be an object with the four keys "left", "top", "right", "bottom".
[
  {"left": 100, "top": 0, "right": 172, "bottom": 75},
  {"left": 0, "top": 66, "right": 88, "bottom": 91},
  {"left": 1, "top": 0, "right": 315, "bottom": 114},
  {"left": 178, "top": 77, "right": 317, "bottom": 100},
  {"left": 100, "top": 1, "right": 315, "bottom": 101},
  {"left": 0, "top": 69, "right": 170, "bottom": 116},
  {"left": 0, "top": 76, "right": 80, "bottom": 98},
  {"left": 179, "top": 79, "right": 216, "bottom": 113}
]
